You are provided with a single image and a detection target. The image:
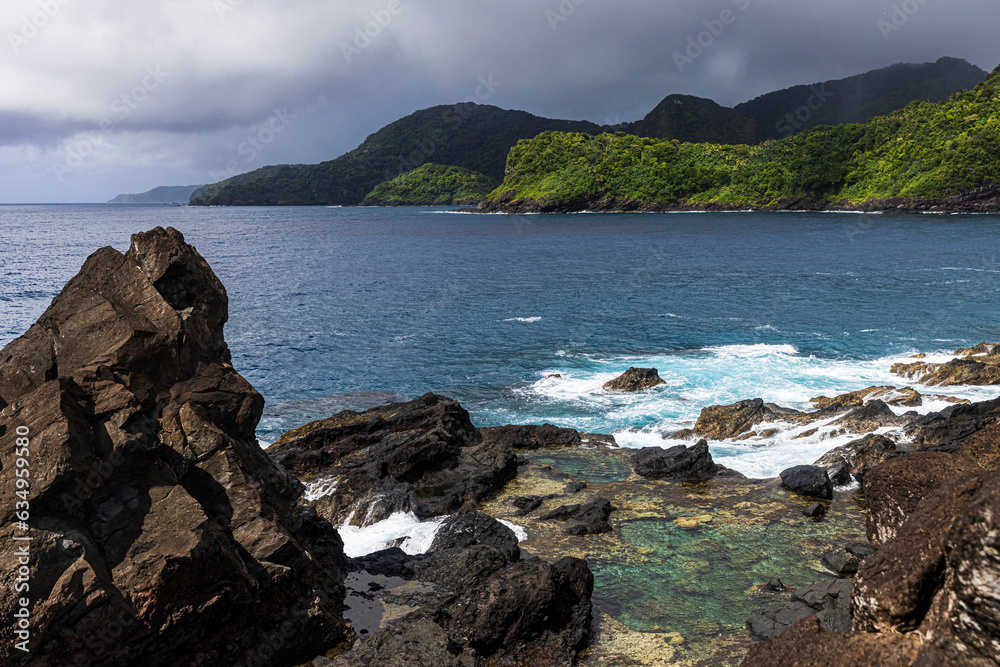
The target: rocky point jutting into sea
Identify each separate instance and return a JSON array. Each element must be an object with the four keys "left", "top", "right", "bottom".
[{"left": 2, "top": 227, "right": 999, "bottom": 666}]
